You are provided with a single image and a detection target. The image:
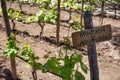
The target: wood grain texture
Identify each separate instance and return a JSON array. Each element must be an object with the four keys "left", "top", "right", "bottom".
[{"left": 72, "top": 25, "right": 112, "bottom": 48}]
